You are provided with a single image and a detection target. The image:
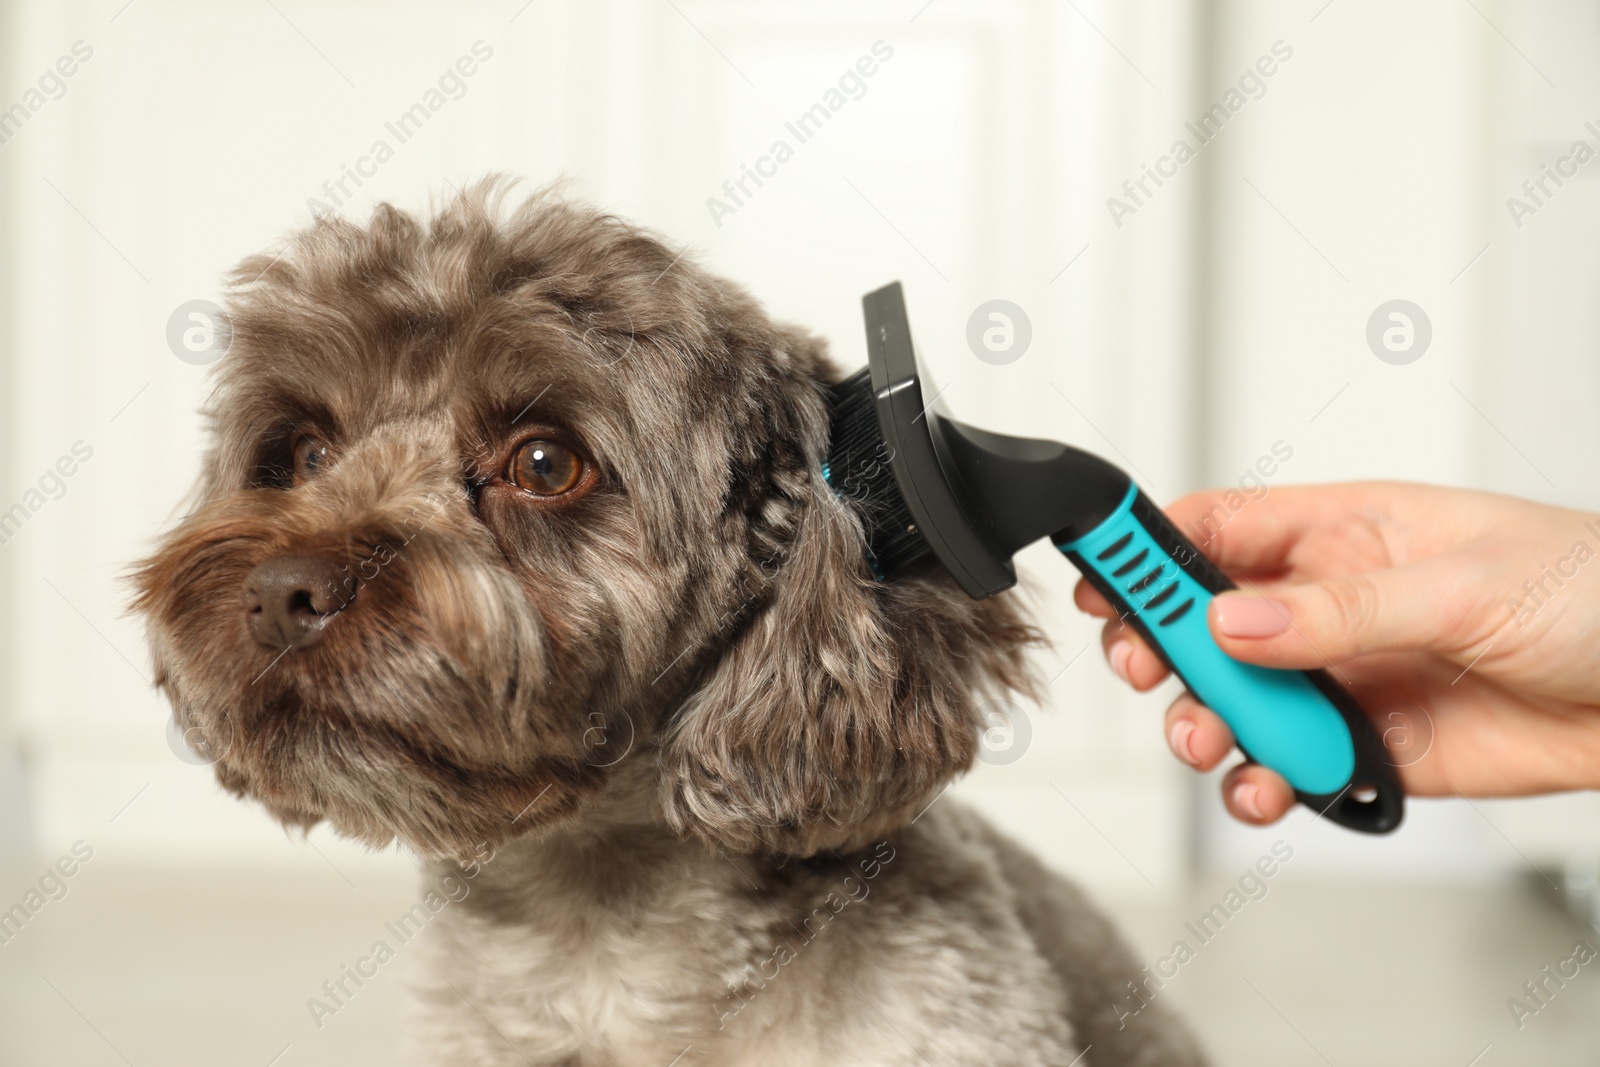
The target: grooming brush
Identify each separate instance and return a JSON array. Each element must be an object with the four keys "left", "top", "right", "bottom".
[{"left": 824, "top": 281, "right": 1403, "bottom": 834}]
